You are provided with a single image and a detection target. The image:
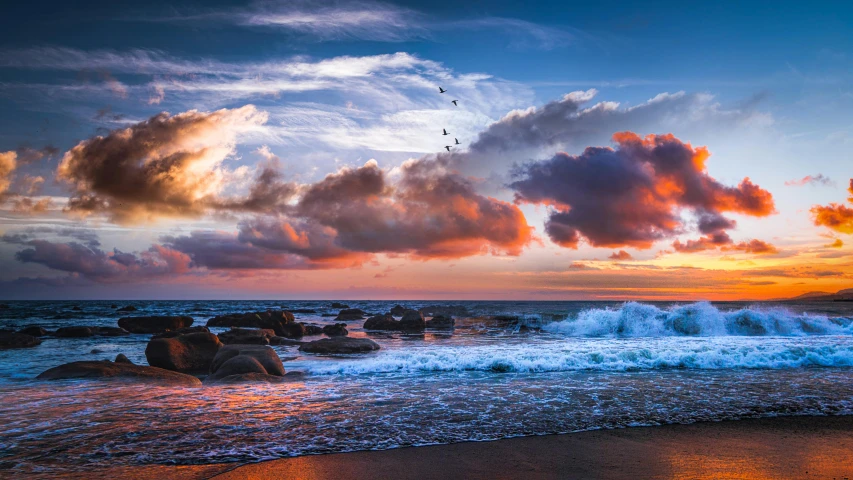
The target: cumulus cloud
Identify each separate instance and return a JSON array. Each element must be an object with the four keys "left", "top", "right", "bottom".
[
  {"left": 0, "top": 149, "right": 55, "bottom": 213},
  {"left": 57, "top": 105, "right": 269, "bottom": 223},
  {"left": 510, "top": 132, "right": 776, "bottom": 250},
  {"left": 785, "top": 174, "right": 834, "bottom": 187},
  {"left": 0, "top": 151, "right": 16, "bottom": 196},
  {"left": 811, "top": 179, "right": 853, "bottom": 234},
  {"left": 608, "top": 250, "right": 633, "bottom": 261}
]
